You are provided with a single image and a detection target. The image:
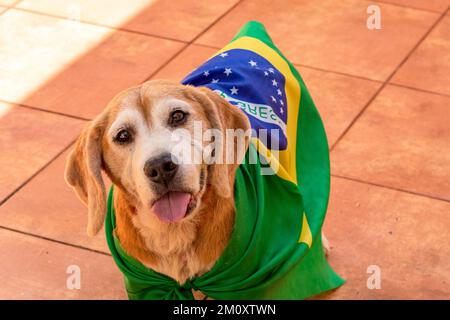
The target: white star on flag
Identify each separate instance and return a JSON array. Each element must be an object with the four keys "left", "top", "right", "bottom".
[
  {"left": 271, "top": 96, "right": 277, "bottom": 102},
  {"left": 280, "top": 108, "right": 284, "bottom": 114},
  {"left": 211, "top": 78, "right": 219, "bottom": 84},
  {"left": 203, "top": 71, "right": 209, "bottom": 77},
  {"left": 272, "top": 79, "right": 278, "bottom": 86},
  {"left": 249, "top": 60, "right": 257, "bottom": 67},
  {"left": 280, "top": 100, "right": 284, "bottom": 106},
  {"left": 268, "top": 68, "right": 275, "bottom": 73},
  {"left": 224, "top": 68, "right": 232, "bottom": 76},
  {"left": 219, "top": 52, "right": 228, "bottom": 58},
  {"left": 264, "top": 71, "right": 269, "bottom": 76},
  {"left": 277, "top": 89, "right": 282, "bottom": 96},
  {"left": 230, "top": 86, "right": 239, "bottom": 95}
]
